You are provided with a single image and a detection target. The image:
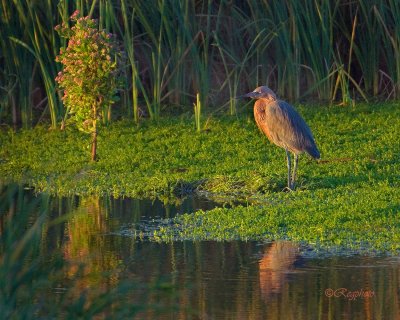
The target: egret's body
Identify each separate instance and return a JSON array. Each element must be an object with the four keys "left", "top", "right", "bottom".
[{"left": 241, "top": 86, "right": 320, "bottom": 190}]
